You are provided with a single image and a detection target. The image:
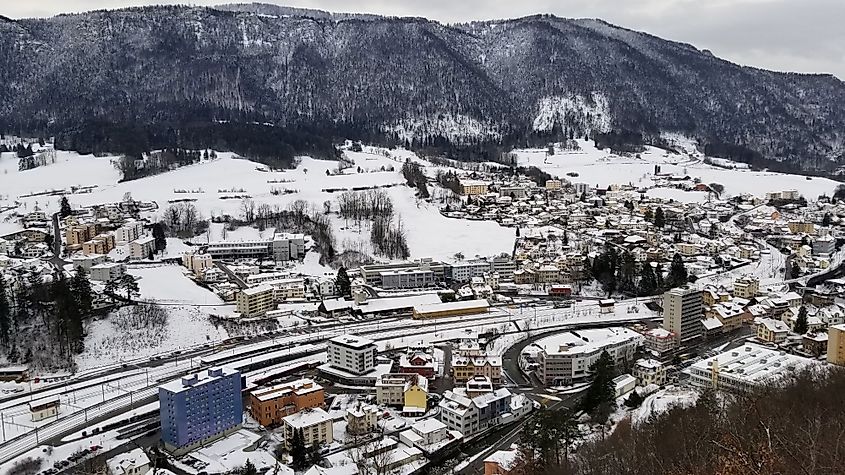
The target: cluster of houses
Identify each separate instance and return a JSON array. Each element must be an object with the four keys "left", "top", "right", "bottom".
[{"left": 152, "top": 332, "right": 529, "bottom": 475}]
